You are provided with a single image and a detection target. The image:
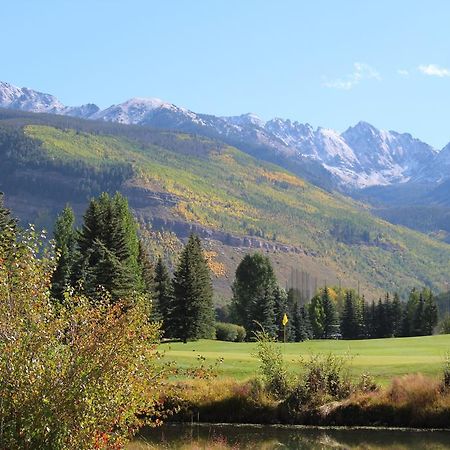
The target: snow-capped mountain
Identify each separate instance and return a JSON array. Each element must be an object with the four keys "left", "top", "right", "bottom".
[
  {"left": 91, "top": 97, "right": 204, "bottom": 127},
  {"left": 0, "top": 81, "right": 99, "bottom": 118},
  {"left": 0, "top": 80, "right": 447, "bottom": 189},
  {"left": 341, "top": 122, "right": 437, "bottom": 186},
  {"left": 417, "top": 142, "right": 450, "bottom": 183}
]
